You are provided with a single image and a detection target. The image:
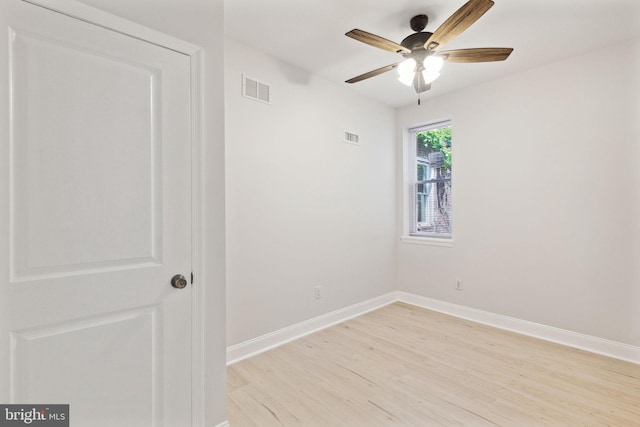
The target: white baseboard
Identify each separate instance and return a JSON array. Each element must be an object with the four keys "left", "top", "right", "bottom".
[
  {"left": 226, "top": 291, "right": 640, "bottom": 366},
  {"left": 214, "top": 422, "right": 230, "bottom": 427},
  {"left": 396, "top": 291, "right": 640, "bottom": 365},
  {"left": 226, "top": 292, "right": 397, "bottom": 365}
]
